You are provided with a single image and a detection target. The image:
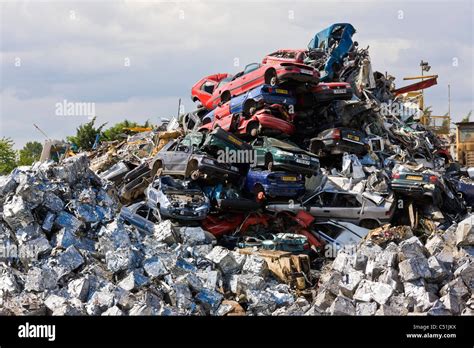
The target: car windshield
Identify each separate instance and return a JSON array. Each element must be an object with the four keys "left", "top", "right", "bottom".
[
  {"left": 218, "top": 77, "right": 233, "bottom": 86},
  {"left": 160, "top": 176, "right": 185, "bottom": 190},
  {"left": 266, "top": 138, "right": 301, "bottom": 151},
  {"left": 315, "top": 223, "right": 345, "bottom": 240}
]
